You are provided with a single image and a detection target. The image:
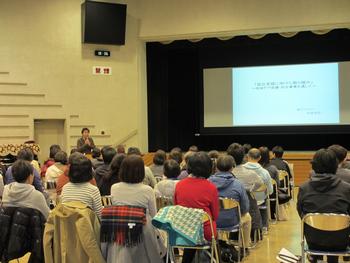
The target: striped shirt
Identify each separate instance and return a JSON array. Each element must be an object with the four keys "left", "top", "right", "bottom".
[{"left": 61, "top": 182, "right": 102, "bottom": 217}]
